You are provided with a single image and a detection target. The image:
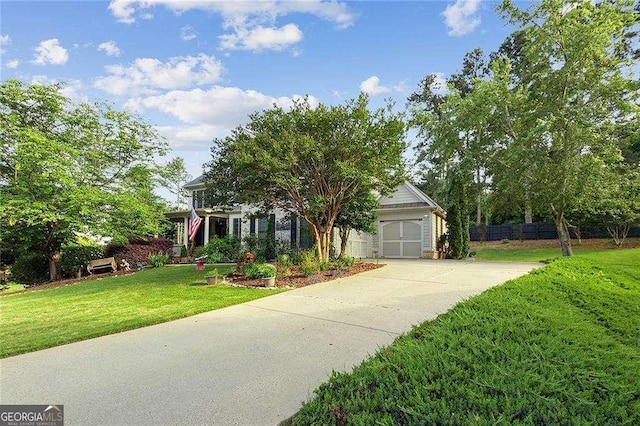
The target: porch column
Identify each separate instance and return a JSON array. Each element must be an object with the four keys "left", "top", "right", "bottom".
[
  {"left": 204, "top": 215, "right": 210, "bottom": 245},
  {"left": 182, "top": 216, "right": 188, "bottom": 247}
]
